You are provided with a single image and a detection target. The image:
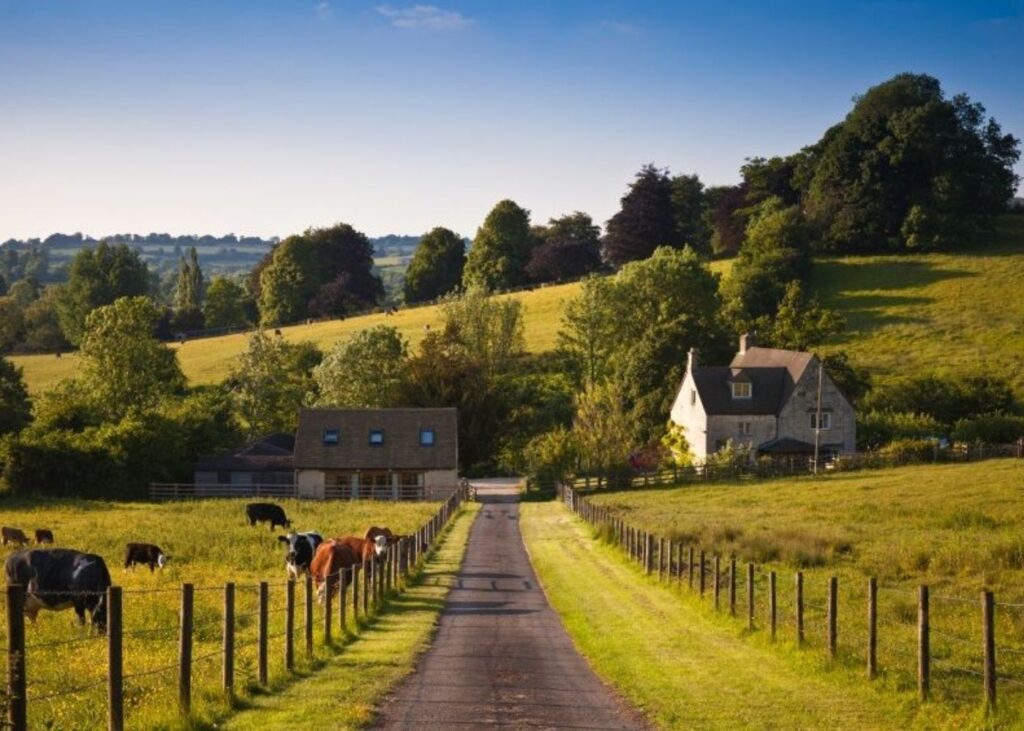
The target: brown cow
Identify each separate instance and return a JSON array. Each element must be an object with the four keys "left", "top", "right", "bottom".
[
  {"left": 364, "top": 526, "right": 397, "bottom": 545},
  {"left": 310, "top": 535, "right": 387, "bottom": 604},
  {"left": 1, "top": 527, "right": 30, "bottom": 547},
  {"left": 34, "top": 529, "right": 54, "bottom": 545}
]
